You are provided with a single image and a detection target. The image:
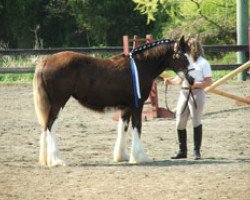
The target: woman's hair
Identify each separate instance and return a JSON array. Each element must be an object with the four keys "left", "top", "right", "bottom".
[{"left": 187, "top": 38, "right": 204, "bottom": 62}]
